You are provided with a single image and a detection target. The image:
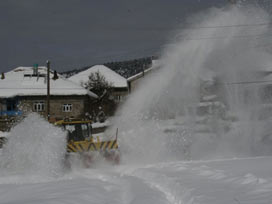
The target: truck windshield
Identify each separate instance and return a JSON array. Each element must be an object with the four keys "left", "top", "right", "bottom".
[{"left": 65, "top": 123, "right": 91, "bottom": 141}]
